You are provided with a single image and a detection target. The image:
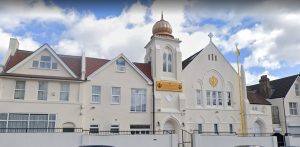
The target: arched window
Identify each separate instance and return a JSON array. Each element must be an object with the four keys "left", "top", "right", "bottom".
[{"left": 163, "top": 50, "right": 172, "bottom": 72}]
